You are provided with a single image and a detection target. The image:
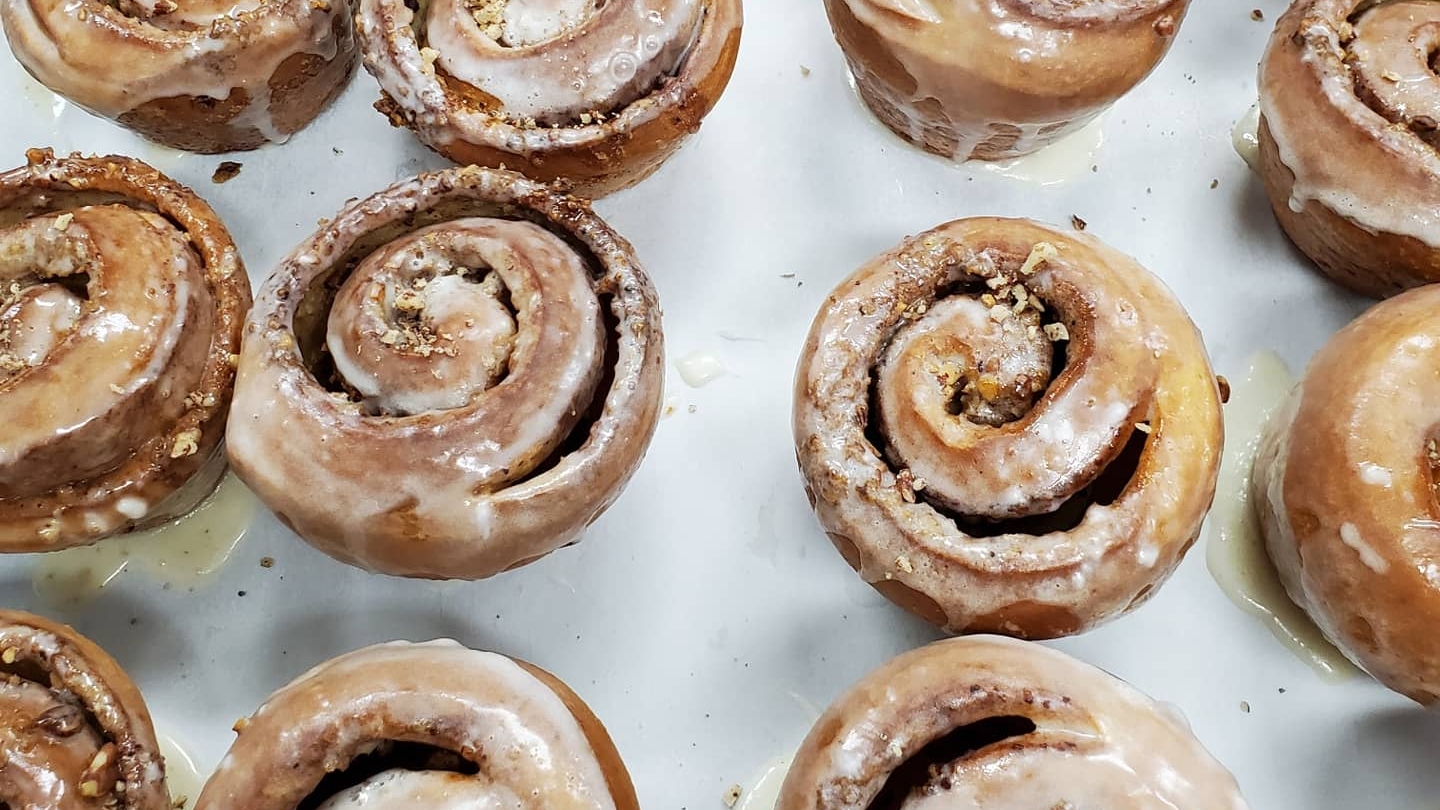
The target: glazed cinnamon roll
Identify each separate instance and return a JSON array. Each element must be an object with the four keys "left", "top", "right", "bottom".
[
  {"left": 227, "top": 166, "right": 663, "bottom": 579},
  {"left": 1253, "top": 285, "right": 1440, "bottom": 704},
  {"left": 196, "top": 641, "right": 638, "bottom": 810},
  {"left": 794, "top": 218, "right": 1223, "bottom": 638},
  {"left": 357, "top": 0, "right": 743, "bottom": 196},
  {"left": 0, "top": 610, "right": 169, "bottom": 809},
  {"left": 1258, "top": 0, "right": 1440, "bottom": 297},
  {"left": 778, "top": 636, "right": 1249, "bottom": 810},
  {"left": 824, "top": 0, "right": 1189, "bottom": 160},
  {"left": 0, "top": 149, "right": 251, "bottom": 553},
  {"left": 0, "top": 0, "right": 356, "bottom": 152}
]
